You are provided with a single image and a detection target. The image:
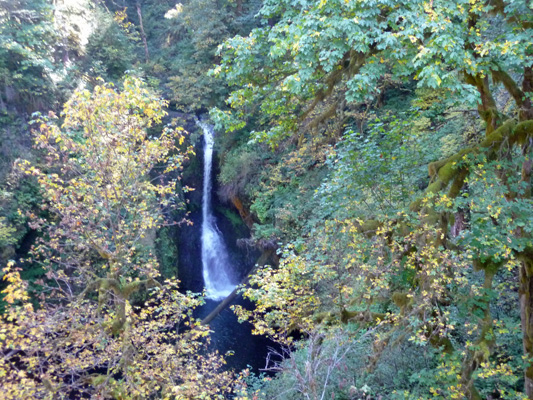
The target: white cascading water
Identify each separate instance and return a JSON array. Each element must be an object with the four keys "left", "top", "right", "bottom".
[{"left": 198, "top": 121, "right": 235, "bottom": 300}]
